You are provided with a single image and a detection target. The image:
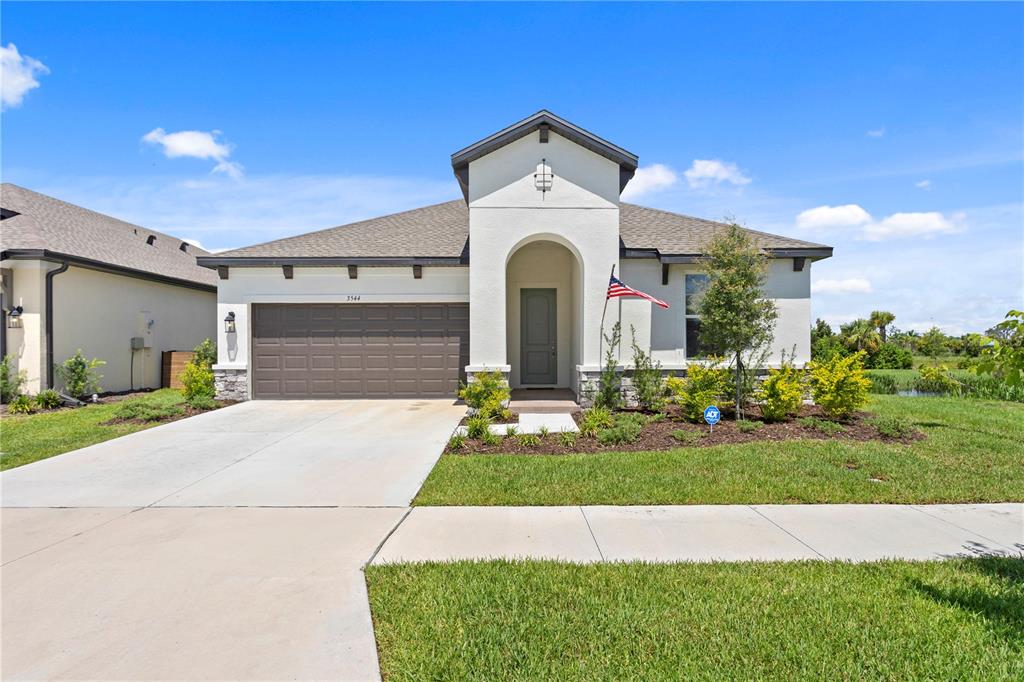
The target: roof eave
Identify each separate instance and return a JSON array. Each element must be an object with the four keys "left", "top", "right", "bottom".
[
  {"left": 196, "top": 255, "right": 469, "bottom": 269},
  {"left": 1, "top": 248, "right": 217, "bottom": 292},
  {"left": 621, "top": 246, "right": 833, "bottom": 263}
]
